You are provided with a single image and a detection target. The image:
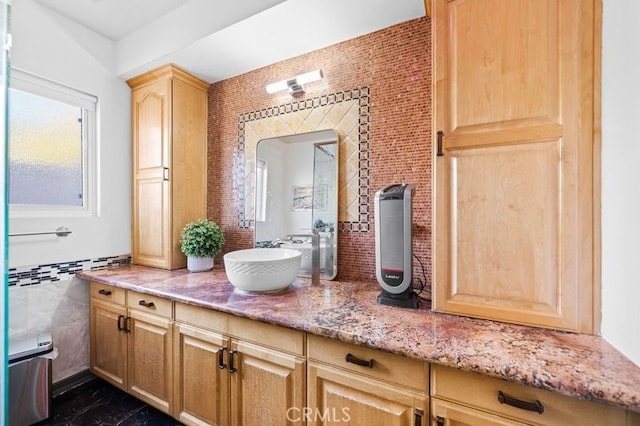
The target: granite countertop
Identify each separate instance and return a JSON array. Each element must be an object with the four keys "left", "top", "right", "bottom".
[{"left": 77, "top": 265, "right": 640, "bottom": 413}]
